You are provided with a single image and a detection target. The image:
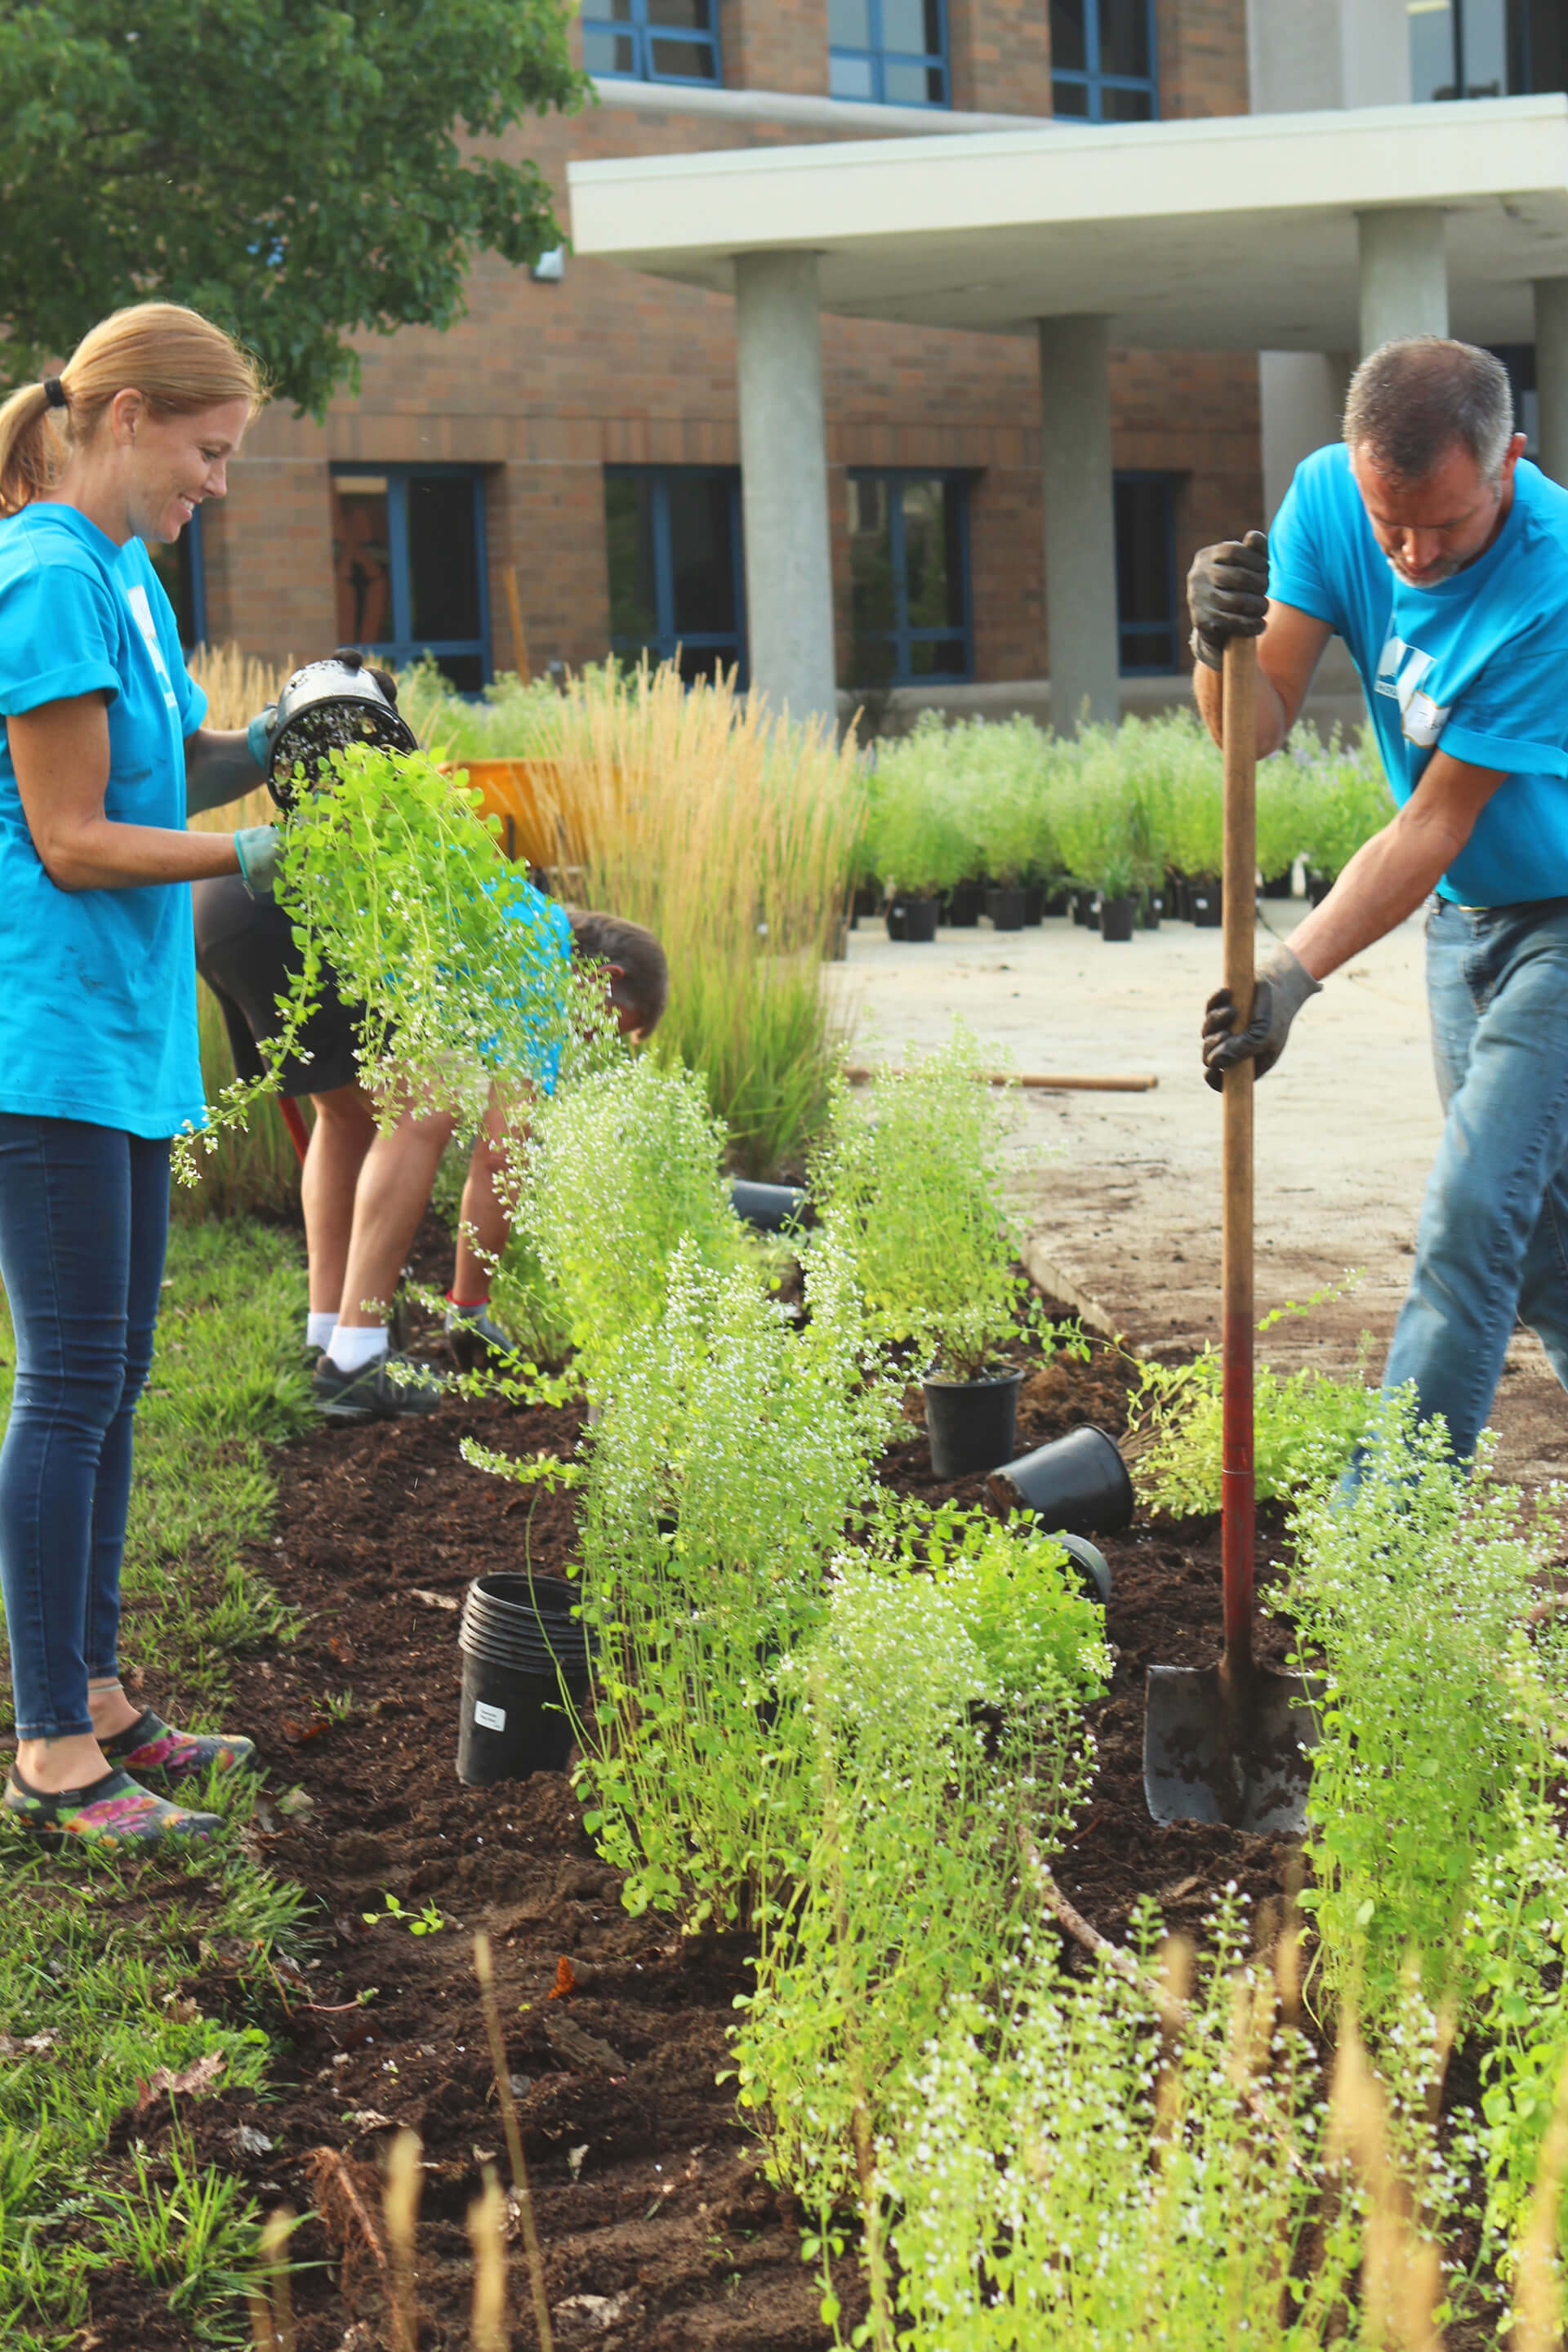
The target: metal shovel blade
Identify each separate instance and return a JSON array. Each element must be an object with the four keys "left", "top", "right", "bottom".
[{"left": 1143, "top": 1662, "right": 1323, "bottom": 1833}]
